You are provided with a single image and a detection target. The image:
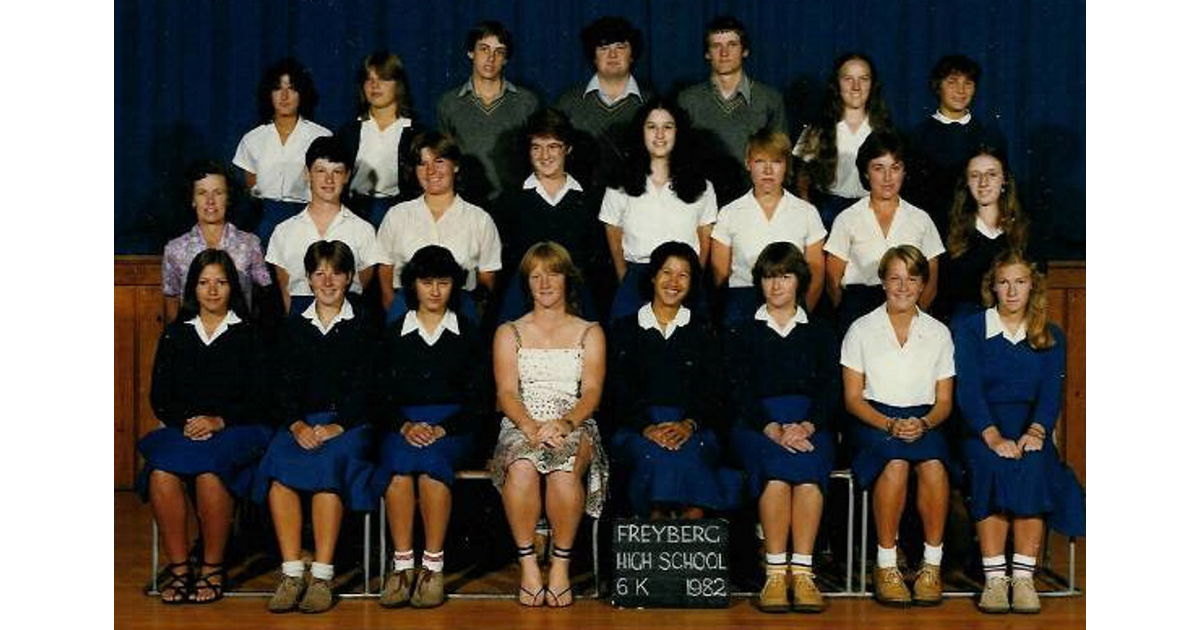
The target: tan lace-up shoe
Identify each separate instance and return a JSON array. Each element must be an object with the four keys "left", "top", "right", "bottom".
[
  {"left": 410, "top": 568, "right": 446, "bottom": 608},
  {"left": 757, "top": 571, "right": 789, "bottom": 613},
  {"left": 1011, "top": 576, "right": 1041, "bottom": 614},
  {"left": 789, "top": 570, "right": 826, "bottom": 613},
  {"left": 873, "top": 566, "right": 911, "bottom": 606},
  {"left": 267, "top": 574, "right": 306, "bottom": 613},
  {"left": 977, "top": 576, "right": 1010, "bottom": 613},
  {"left": 912, "top": 563, "right": 943, "bottom": 606},
  {"left": 379, "top": 568, "right": 415, "bottom": 608},
  {"left": 298, "top": 577, "right": 335, "bottom": 613}
]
